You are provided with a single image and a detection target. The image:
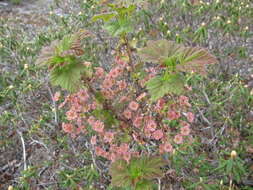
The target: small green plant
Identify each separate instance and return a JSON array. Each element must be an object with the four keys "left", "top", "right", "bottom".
[
  {"left": 92, "top": 2, "right": 136, "bottom": 37},
  {"left": 58, "top": 165, "right": 99, "bottom": 189},
  {"left": 10, "top": 0, "right": 21, "bottom": 5},
  {"left": 109, "top": 156, "right": 165, "bottom": 190},
  {"left": 214, "top": 150, "right": 246, "bottom": 185},
  {"left": 36, "top": 29, "right": 92, "bottom": 92}
]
